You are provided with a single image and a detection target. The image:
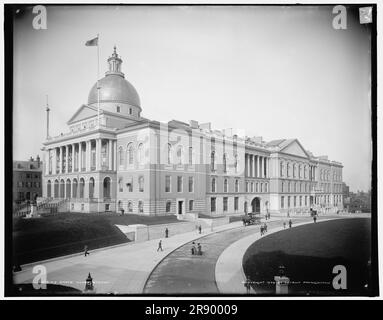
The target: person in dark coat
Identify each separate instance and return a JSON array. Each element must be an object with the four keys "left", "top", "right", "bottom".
[
  {"left": 165, "top": 228, "right": 169, "bottom": 238},
  {"left": 289, "top": 219, "right": 292, "bottom": 228},
  {"left": 84, "top": 245, "right": 89, "bottom": 257},
  {"left": 191, "top": 242, "right": 196, "bottom": 255},
  {"left": 313, "top": 215, "right": 317, "bottom": 223},
  {"left": 157, "top": 240, "right": 163, "bottom": 252},
  {"left": 197, "top": 243, "right": 202, "bottom": 255},
  {"left": 198, "top": 225, "right": 202, "bottom": 234}
]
